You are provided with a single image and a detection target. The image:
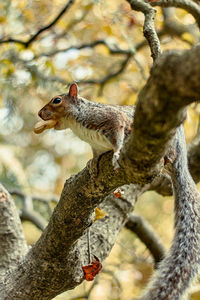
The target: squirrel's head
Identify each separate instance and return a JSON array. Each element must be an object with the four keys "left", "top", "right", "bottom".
[
  {"left": 34, "top": 83, "right": 79, "bottom": 133},
  {"left": 38, "top": 83, "right": 78, "bottom": 122}
]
